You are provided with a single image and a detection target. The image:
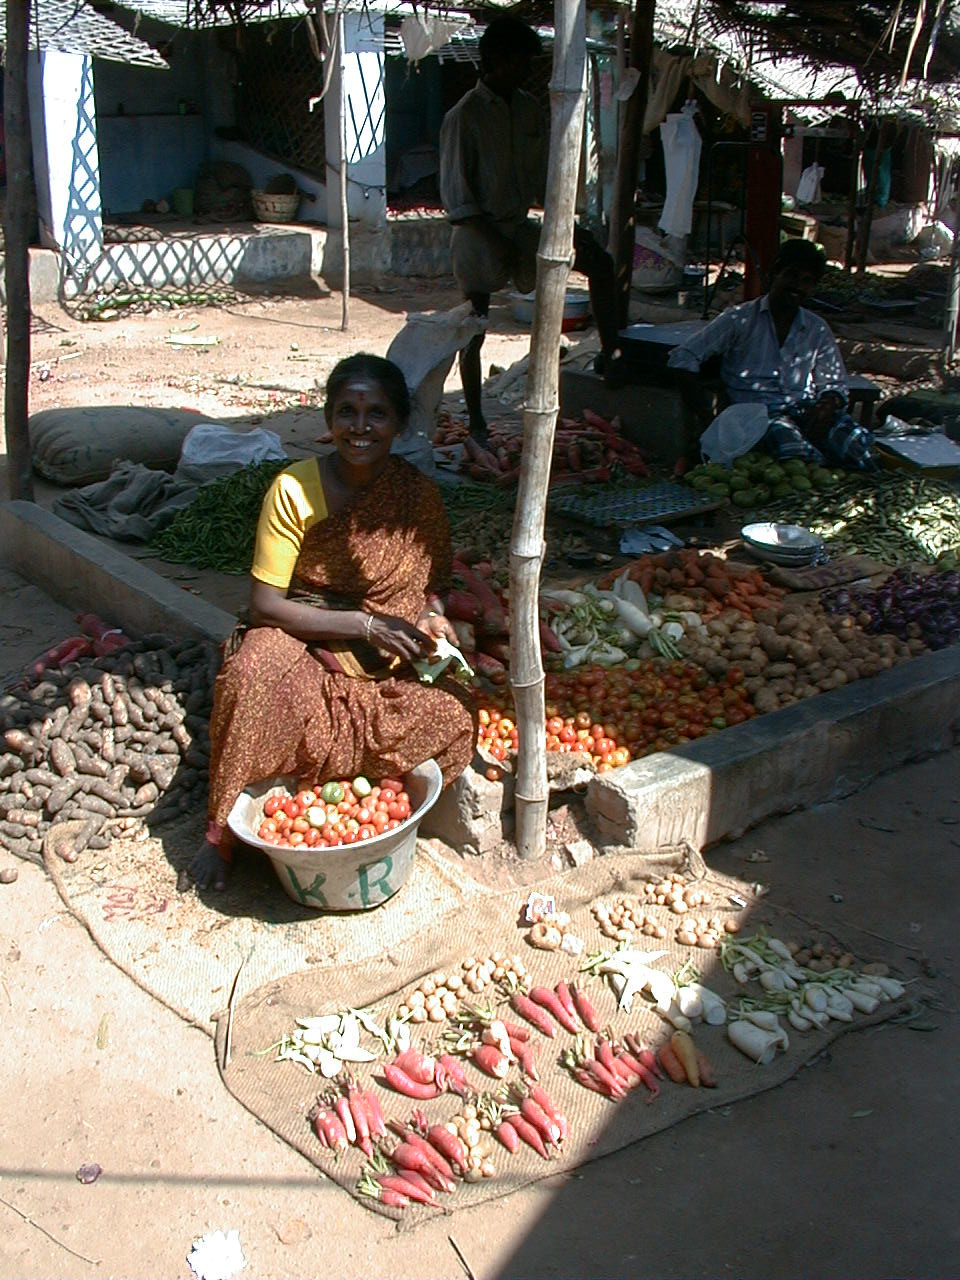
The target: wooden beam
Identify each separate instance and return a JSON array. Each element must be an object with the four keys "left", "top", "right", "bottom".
[
  {"left": 607, "top": 0, "right": 655, "bottom": 328},
  {"left": 3, "top": 0, "right": 35, "bottom": 501}
]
